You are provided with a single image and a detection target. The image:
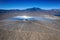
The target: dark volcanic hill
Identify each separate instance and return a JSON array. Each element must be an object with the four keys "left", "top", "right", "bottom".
[{"left": 0, "top": 7, "right": 60, "bottom": 20}]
